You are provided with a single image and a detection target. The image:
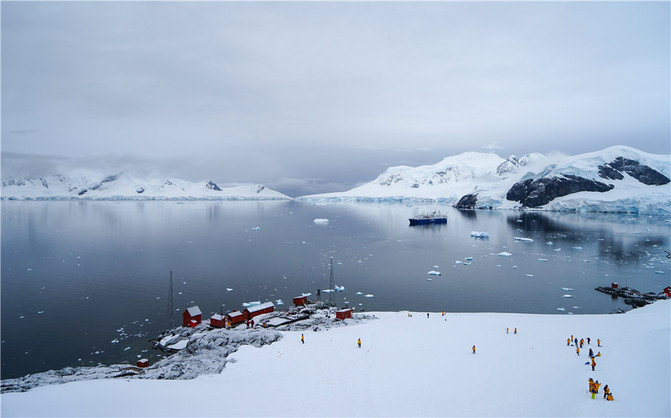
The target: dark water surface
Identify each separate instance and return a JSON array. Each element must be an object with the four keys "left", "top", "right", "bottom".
[{"left": 2, "top": 200, "right": 670, "bottom": 379}]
